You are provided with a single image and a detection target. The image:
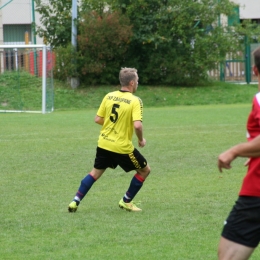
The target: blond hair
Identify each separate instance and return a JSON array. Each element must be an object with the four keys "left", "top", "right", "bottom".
[{"left": 119, "top": 67, "right": 137, "bottom": 86}]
